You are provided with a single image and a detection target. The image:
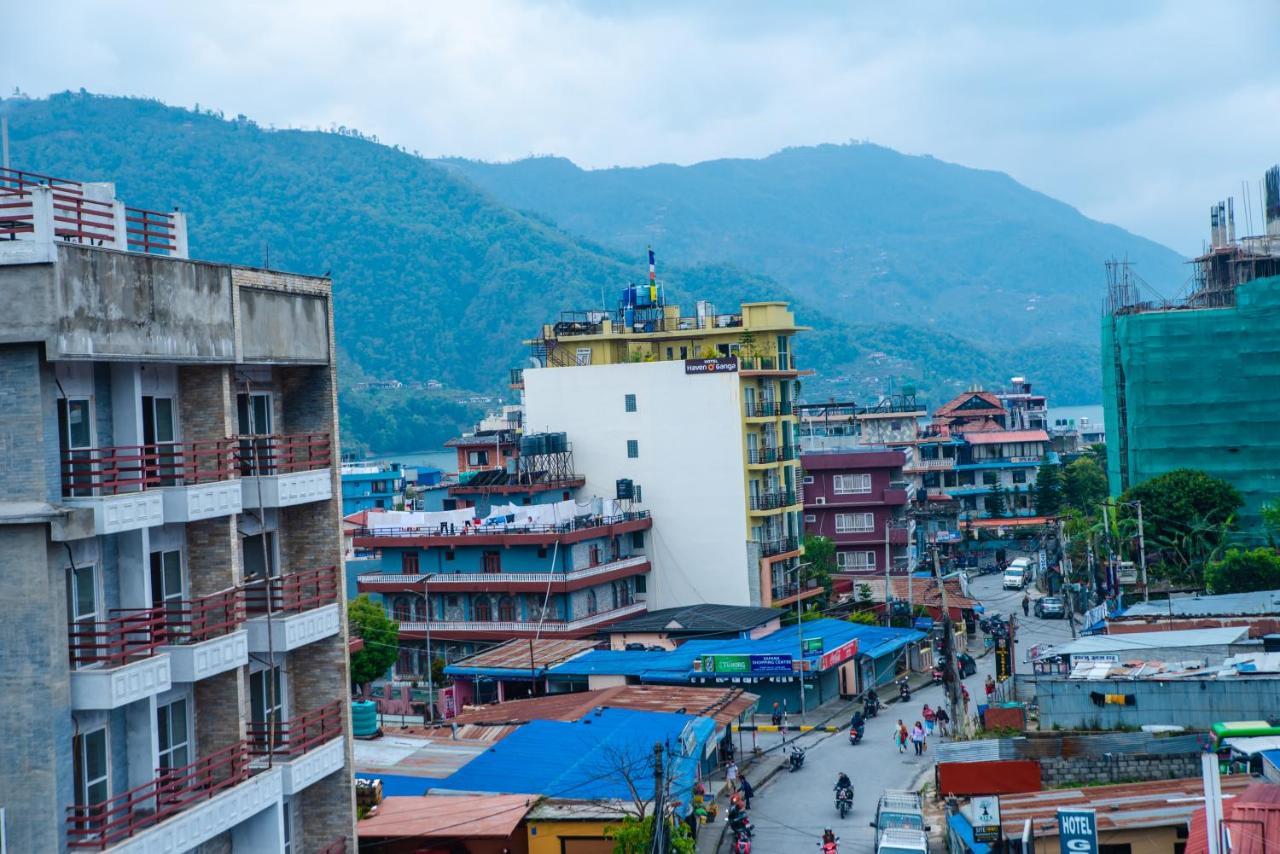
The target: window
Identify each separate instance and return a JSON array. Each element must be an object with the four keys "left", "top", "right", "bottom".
[
  {"left": 242, "top": 531, "right": 278, "bottom": 579},
  {"left": 446, "top": 595, "right": 458, "bottom": 608},
  {"left": 142, "top": 396, "right": 178, "bottom": 485},
  {"left": 586, "top": 589, "right": 598, "bottom": 615},
  {"left": 467, "top": 450, "right": 490, "bottom": 467},
  {"left": 445, "top": 550, "right": 456, "bottom": 561},
  {"left": 634, "top": 484, "right": 643, "bottom": 503},
  {"left": 635, "top": 575, "right": 647, "bottom": 593},
  {"left": 575, "top": 347, "right": 592, "bottom": 366},
  {"left": 402, "top": 552, "right": 420, "bottom": 574},
  {"left": 665, "top": 347, "right": 673, "bottom": 360},
  {"left": 537, "top": 547, "right": 548, "bottom": 559},
  {"left": 482, "top": 552, "right": 501, "bottom": 574},
  {"left": 67, "top": 564, "right": 98, "bottom": 668},
  {"left": 624, "top": 394, "right": 637, "bottom": 412},
  {"left": 283, "top": 801, "right": 295, "bottom": 854},
  {"left": 157, "top": 697, "right": 190, "bottom": 773},
  {"left": 631, "top": 531, "right": 645, "bottom": 549},
  {"left": 473, "top": 596, "right": 492, "bottom": 621},
  {"left": 679, "top": 346, "right": 688, "bottom": 360},
  {"left": 250, "top": 666, "right": 284, "bottom": 749},
  {"left": 982, "top": 472, "right": 998, "bottom": 486},
  {"left": 1012, "top": 470, "right": 1027, "bottom": 484},
  {"left": 589, "top": 544, "right": 601, "bottom": 566},
  {"left": 804, "top": 514, "right": 816, "bottom": 523},
  {"left": 834, "top": 512, "right": 874, "bottom": 533},
  {"left": 58, "top": 398, "right": 95, "bottom": 496},
  {"left": 626, "top": 439, "right": 639, "bottom": 459},
  {"left": 74, "top": 727, "right": 109, "bottom": 810},
  {"left": 497, "top": 596, "right": 516, "bottom": 622},
  {"left": 833, "top": 474, "right": 872, "bottom": 495},
  {"left": 802, "top": 475, "right": 815, "bottom": 485},
  {"left": 236, "top": 392, "right": 273, "bottom": 475},
  {"left": 392, "top": 596, "right": 411, "bottom": 622},
  {"left": 836, "top": 551, "right": 876, "bottom": 569},
  {"left": 150, "top": 549, "right": 184, "bottom": 634}
]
